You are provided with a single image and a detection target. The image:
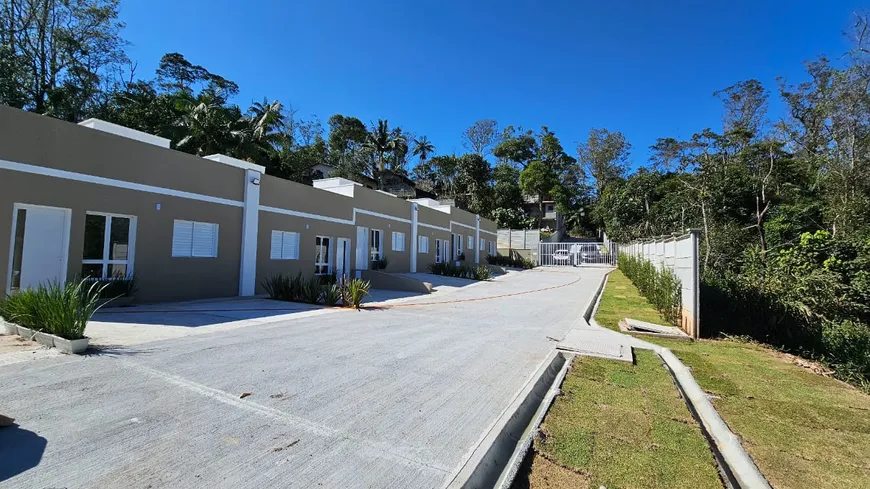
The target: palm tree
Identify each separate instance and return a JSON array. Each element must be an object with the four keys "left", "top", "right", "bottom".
[
  {"left": 174, "top": 89, "right": 244, "bottom": 156},
  {"left": 238, "top": 99, "right": 285, "bottom": 161},
  {"left": 364, "top": 119, "right": 405, "bottom": 189},
  {"left": 412, "top": 136, "right": 435, "bottom": 164},
  {"left": 247, "top": 99, "right": 285, "bottom": 141}
]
